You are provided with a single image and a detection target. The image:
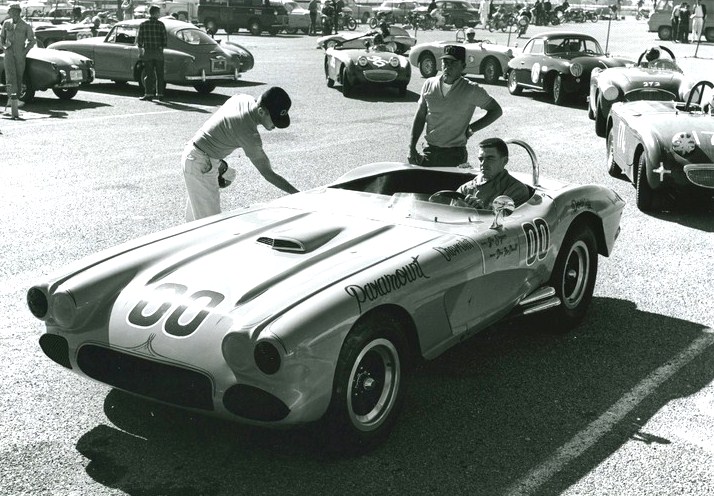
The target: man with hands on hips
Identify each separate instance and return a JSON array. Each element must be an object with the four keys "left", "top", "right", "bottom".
[{"left": 408, "top": 45, "right": 503, "bottom": 167}]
